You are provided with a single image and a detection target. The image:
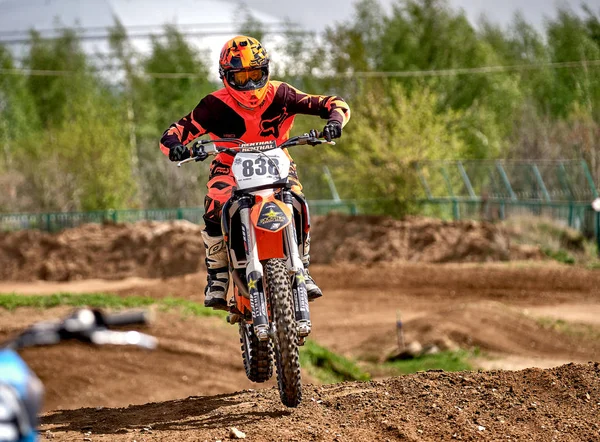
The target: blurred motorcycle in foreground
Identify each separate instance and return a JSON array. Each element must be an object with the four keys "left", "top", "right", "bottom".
[{"left": 0, "top": 308, "right": 156, "bottom": 442}]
